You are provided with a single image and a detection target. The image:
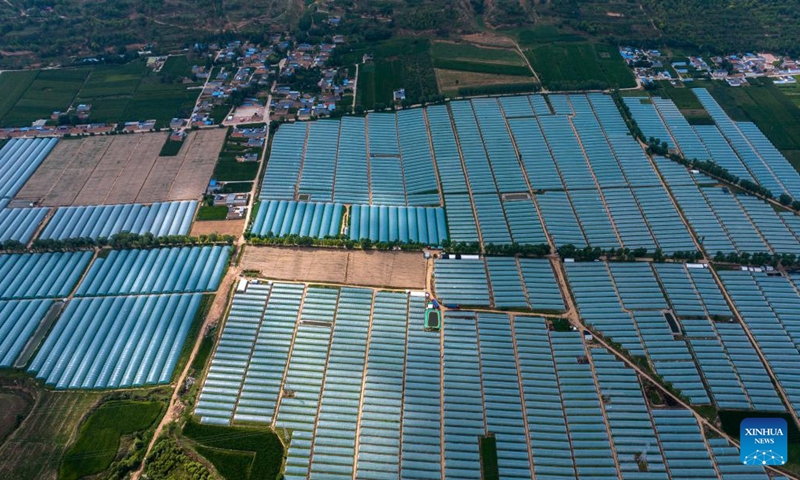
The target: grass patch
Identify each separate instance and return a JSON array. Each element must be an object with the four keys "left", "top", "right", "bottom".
[
  {"left": 161, "top": 55, "right": 195, "bottom": 78},
  {"left": 432, "top": 41, "right": 526, "bottom": 65},
  {"left": 214, "top": 159, "right": 260, "bottom": 181},
  {"left": 160, "top": 138, "right": 184, "bottom": 156},
  {"left": 0, "top": 70, "right": 39, "bottom": 123},
  {"left": 190, "top": 325, "right": 216, "bottom": 375},
  {"left": 59, "top": 400, "right": 163, "bottom": 480},
  {"left": 182, "top": 419, "right": 286, "bottom": 480},
  {"left": 525, "top": 42, "right": 635, "bottom": 90},
  {"left": 197, "top": 205, "right": 229, "bottom": 221},
  {"left": 123, "top": 76, "right": 200, "bottom": 128},
  {"left": 221, "top": 182, "right": 253, "bottom": 194},
  {"left": 479, "top": 435, "right": 499, "bottom": 480},
  {"left": 1, "top": 68, "right": 90, "bottom": 126},
  {"left": 432, "top": 58, "right": 531, "bottom": 77},
  {"left": 195, "top": 445, "right": 255, "bottom": 479}
]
